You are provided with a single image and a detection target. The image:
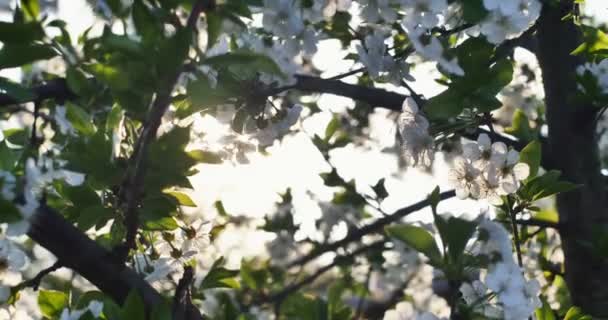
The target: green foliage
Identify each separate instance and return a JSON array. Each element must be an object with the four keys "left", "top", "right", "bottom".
[
  {"left": 519, "top": 140, "right": 542, "bottom": 178},
  {"left": 202, "top": 51, "right": 285, "bottom": 78},
  {"left": 200, "top": 257, "right": 240, "bottom": 289},
  {"left": 564, "top": 307, "right": 592, "bottom": 320},
  {"left": 0, "top": 43, "right": 57, "bottom": 69},
  {"left": 518, "top": 170, "right": 580, "bottom": 202},
  {"left": 386, "top": 224, "right": 443, "bottom": 266},
  {"left": 38, "top": 290, "right": 69, "bottom": 319},
  {"left": 571, "top": 25, "right": 608, "bottom": 57},
  {"left": 425, "top": 38, "right": 513, "bottom": 119},
  {"left": 121, "top": 290, "right": 146, "bottom": 320},
  {"left": 505, "top": 109, "right": 536, "bottom": 142}
]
